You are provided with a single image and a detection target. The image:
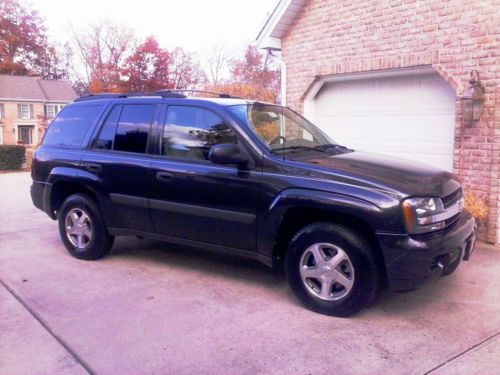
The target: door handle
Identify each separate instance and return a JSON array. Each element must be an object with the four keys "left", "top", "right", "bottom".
[
  {"left": 83, "top": 163, "right": 102, "bottom": 173},
  {"left": 156, "top": 171, "right": 173, "bottom": 182}
]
